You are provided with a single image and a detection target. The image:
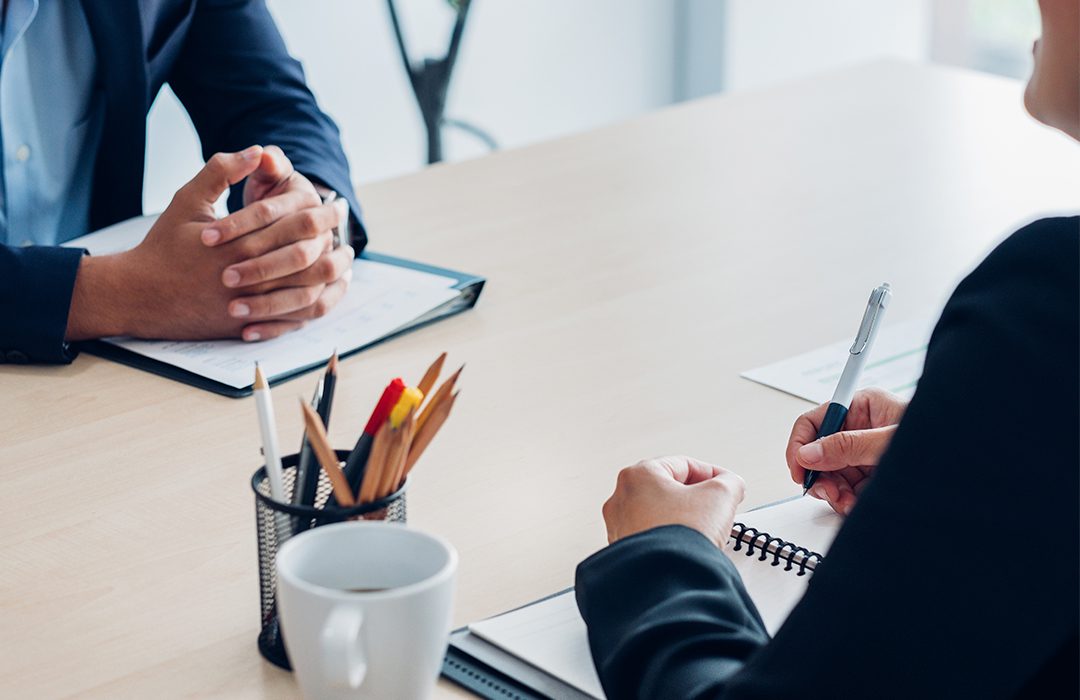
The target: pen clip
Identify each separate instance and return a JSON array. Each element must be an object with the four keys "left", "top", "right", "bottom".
[{"left": 850, "top": 284, "right": 891, "bottom": 355}]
